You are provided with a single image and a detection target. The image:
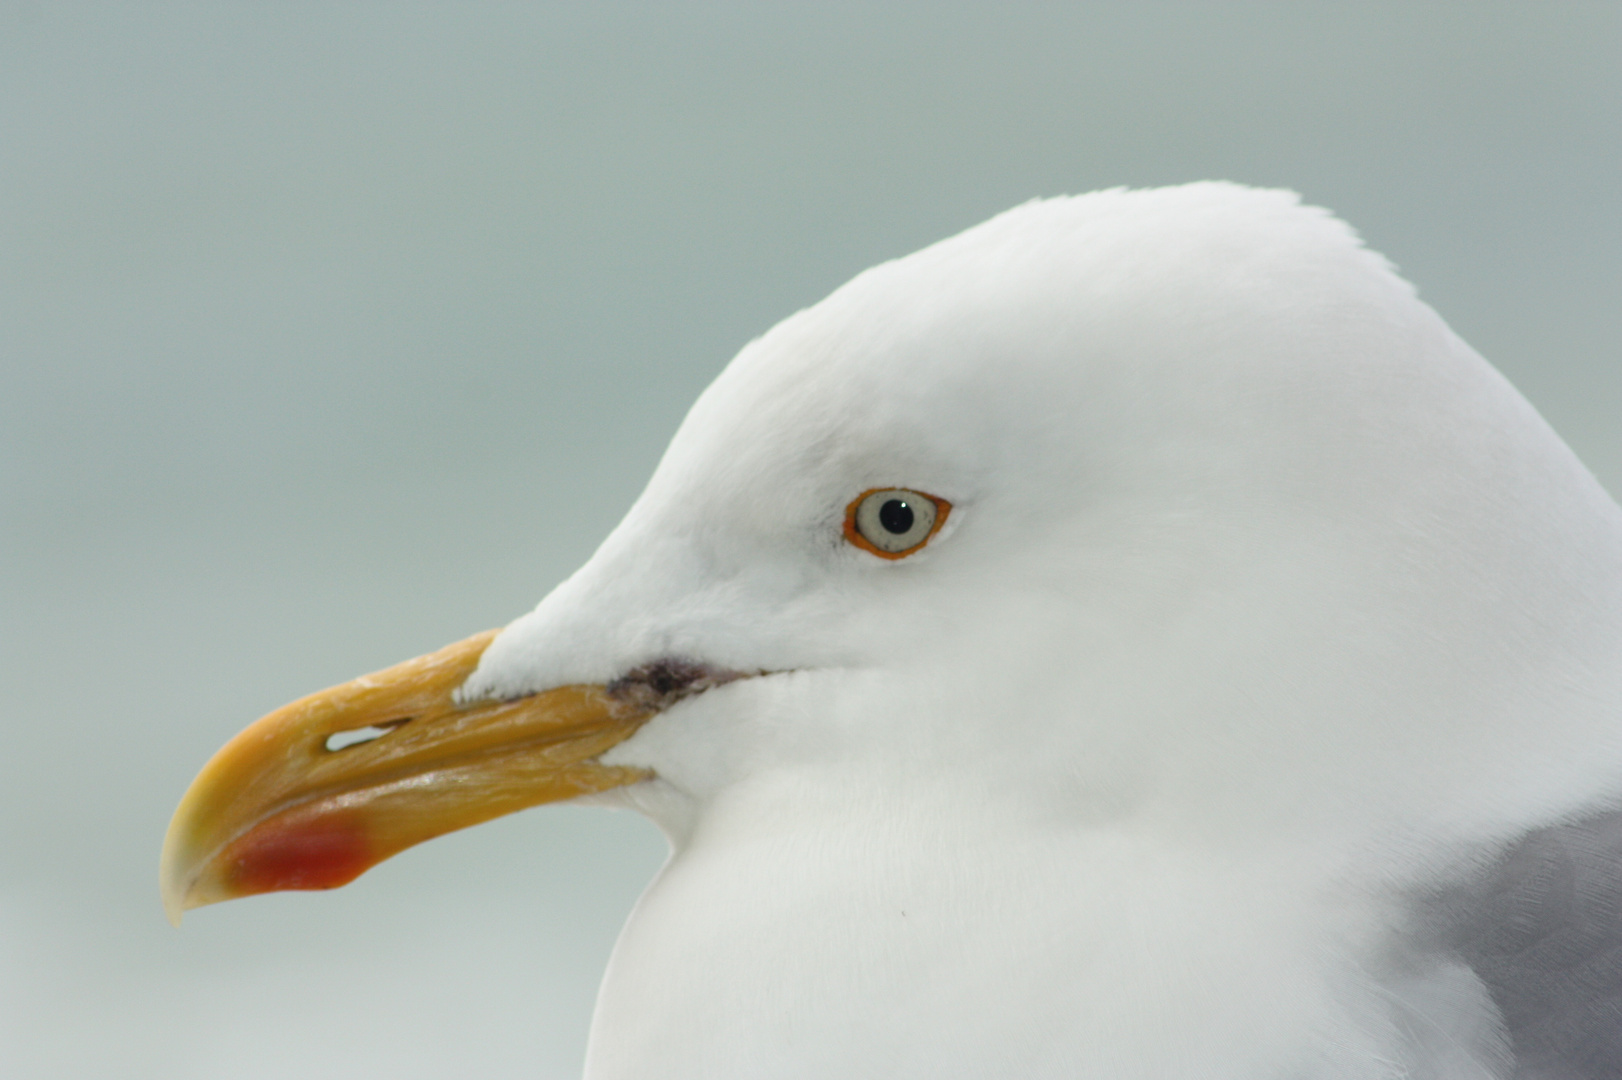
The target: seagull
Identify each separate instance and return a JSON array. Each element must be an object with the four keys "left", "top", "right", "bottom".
[{"left": 162, "top": 183, "right": 1622, "bottom": 1079}]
